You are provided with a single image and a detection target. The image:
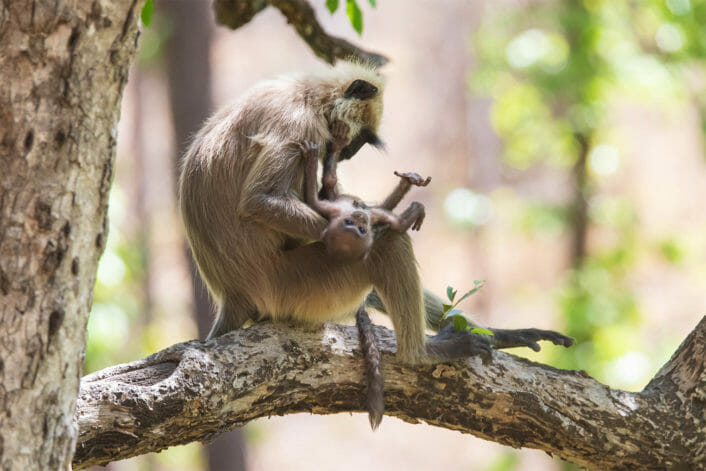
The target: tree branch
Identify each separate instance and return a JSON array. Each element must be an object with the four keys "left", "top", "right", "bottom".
[
  {"left": 212, "top": 0, "right": 388, "bottom": 67},
  {"left": 73, "top": 317, "right": 705, "bottom": 470}
]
